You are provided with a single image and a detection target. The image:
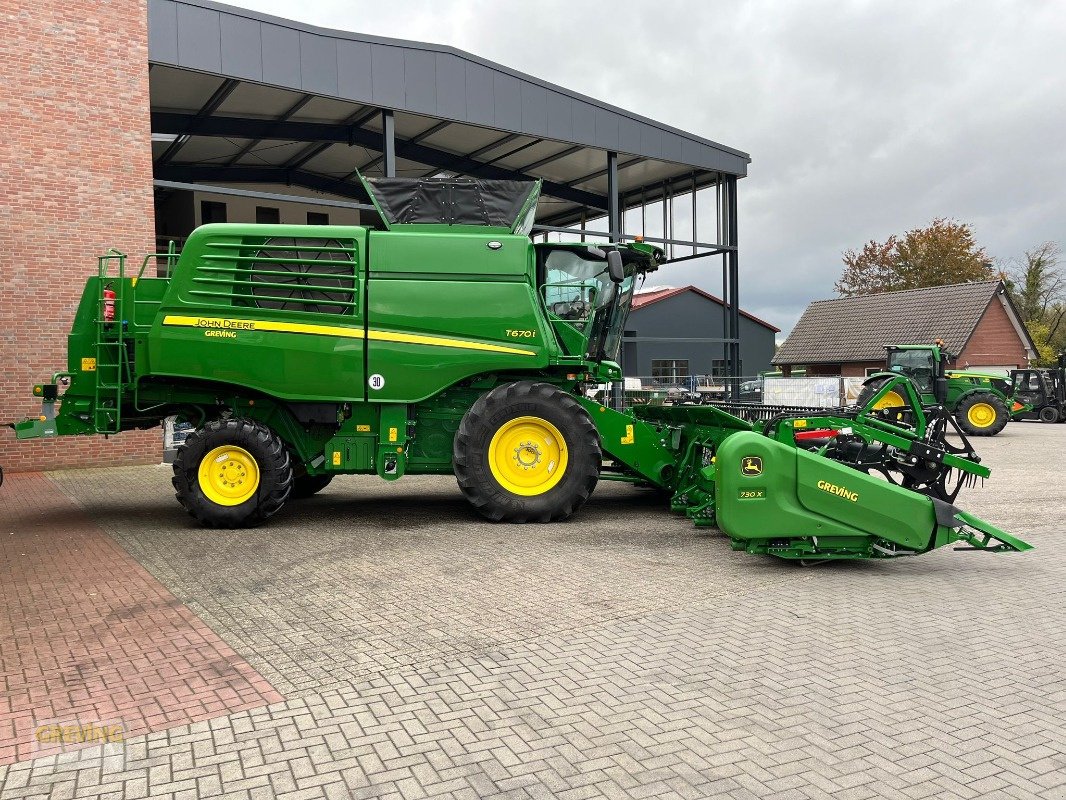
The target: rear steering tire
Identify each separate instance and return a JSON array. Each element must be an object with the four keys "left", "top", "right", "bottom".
[
  {"left": 173, "top": 418, "right": 293, "bottom": 527},
  {"left": 453, "top": 381, "right": 601, "bottom": 522},
  {"left": 955, "top": 393, "right": 1009, "bottom": 436}
]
